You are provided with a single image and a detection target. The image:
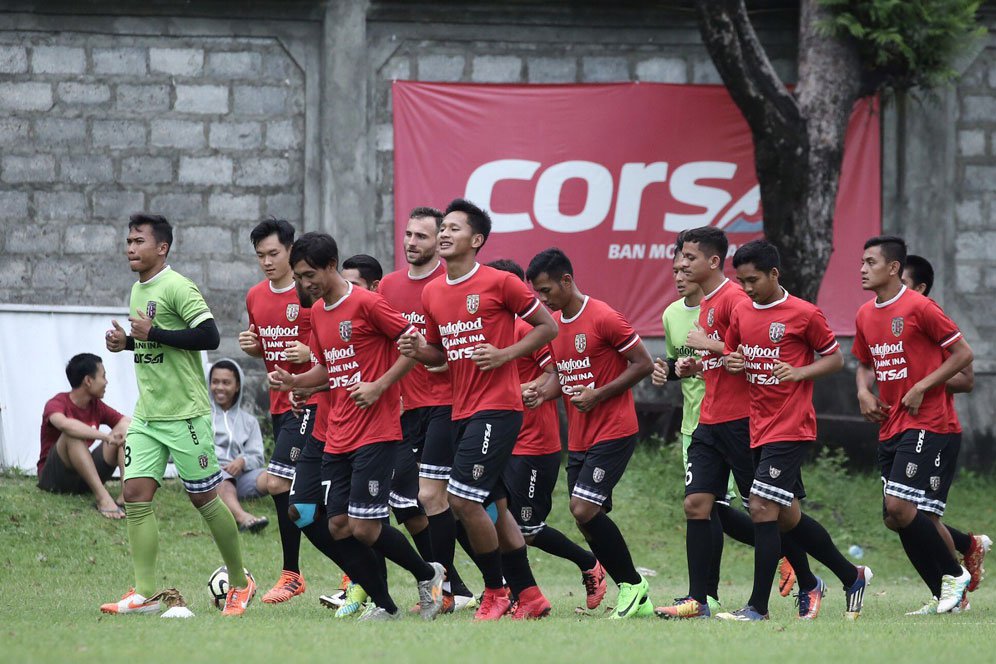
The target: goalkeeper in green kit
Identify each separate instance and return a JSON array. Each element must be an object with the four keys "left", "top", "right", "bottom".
[{"left": 101, "top": 214, "right": 254, "bottom": 616}]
